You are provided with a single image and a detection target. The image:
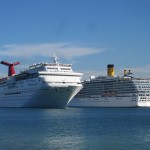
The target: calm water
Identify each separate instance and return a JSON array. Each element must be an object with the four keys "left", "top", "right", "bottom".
[{"left": 0, "top": 107, "right": 150, "bottom": 150}]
